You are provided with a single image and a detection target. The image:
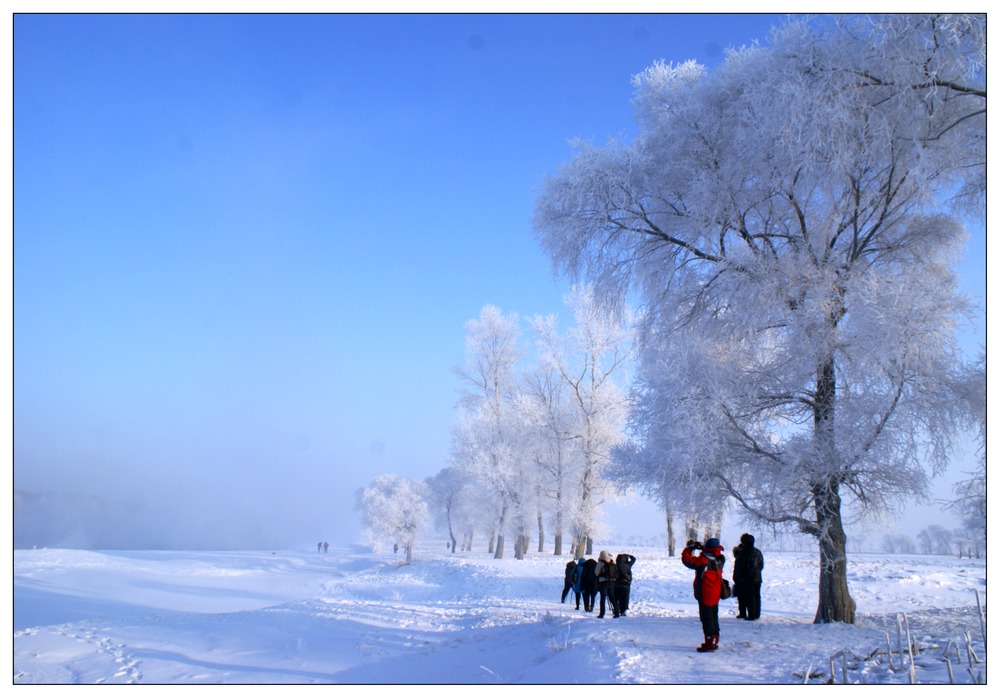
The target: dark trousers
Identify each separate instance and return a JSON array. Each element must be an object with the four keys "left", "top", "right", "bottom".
[
  {"left": 698, "top": 603, "right": 720, "bottom": 637},
  {"left": 615, "top": 583, "right": 631, "bottom": 614},
  {"left": 598, "top": 581, "right": 620, "bottom": 617},
  {"left": 561, "top": 581, "right": 581, "bottom": 608},
  {"left": 745, "top": 583, "right": 762, "bottom": 620},
  {"left": 736, "top": 588, "right": 748, "bottom": 617},
  {"left": 583, "top": 587, "right": 597, "bottom": 612}
]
